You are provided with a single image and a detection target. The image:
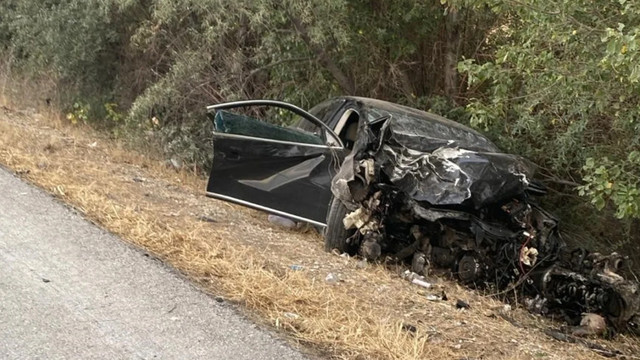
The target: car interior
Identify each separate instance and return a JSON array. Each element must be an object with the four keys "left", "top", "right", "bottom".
[{"left": 333, "top": 109, "right": 360, "bottom": 150}]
